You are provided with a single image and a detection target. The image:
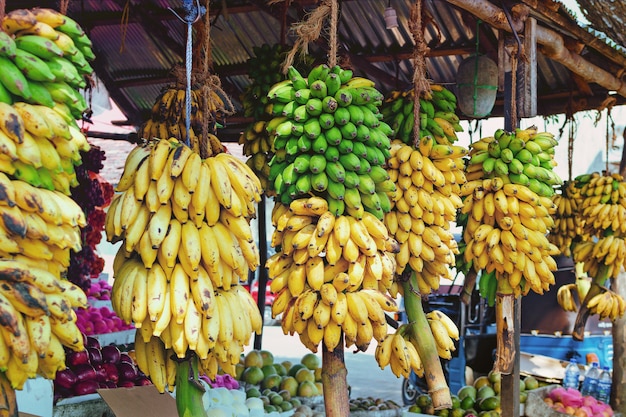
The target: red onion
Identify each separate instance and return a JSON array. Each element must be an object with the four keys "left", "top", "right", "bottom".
[
  {"left": 55, "top": 369, "right": 77, "bottom": 389},
  {"left": 117, "top": 362, "right": 138, "bottom": 381},
  {"left": 73, "top": 364, "right": 97, "bottom": 382},
  {"left": 101, "top": 362, "right": 119, "bottom": 383},
  {"left": 86, "top": 336, "right": 101, "bottom": 350},
  {"left": 117, "top": 380, "right": 136, "bottom": 388},
  {"left": 101, "top": 345, "right": 121, "bottom": 364},
  {"left": 87, "top": 347, "right": 102, "bottom": 365},
  {"left": 67, "top": 350, "right": 90, "bottom": 367},
  {"left": 119, "top": 352, "right": 134, "bottom": 365},
  {"left": 134, "top": 376, "right": 152, "bottom": 386},
  {"left": 72, "top": 380, "right": 99, "bottom": 396}
]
